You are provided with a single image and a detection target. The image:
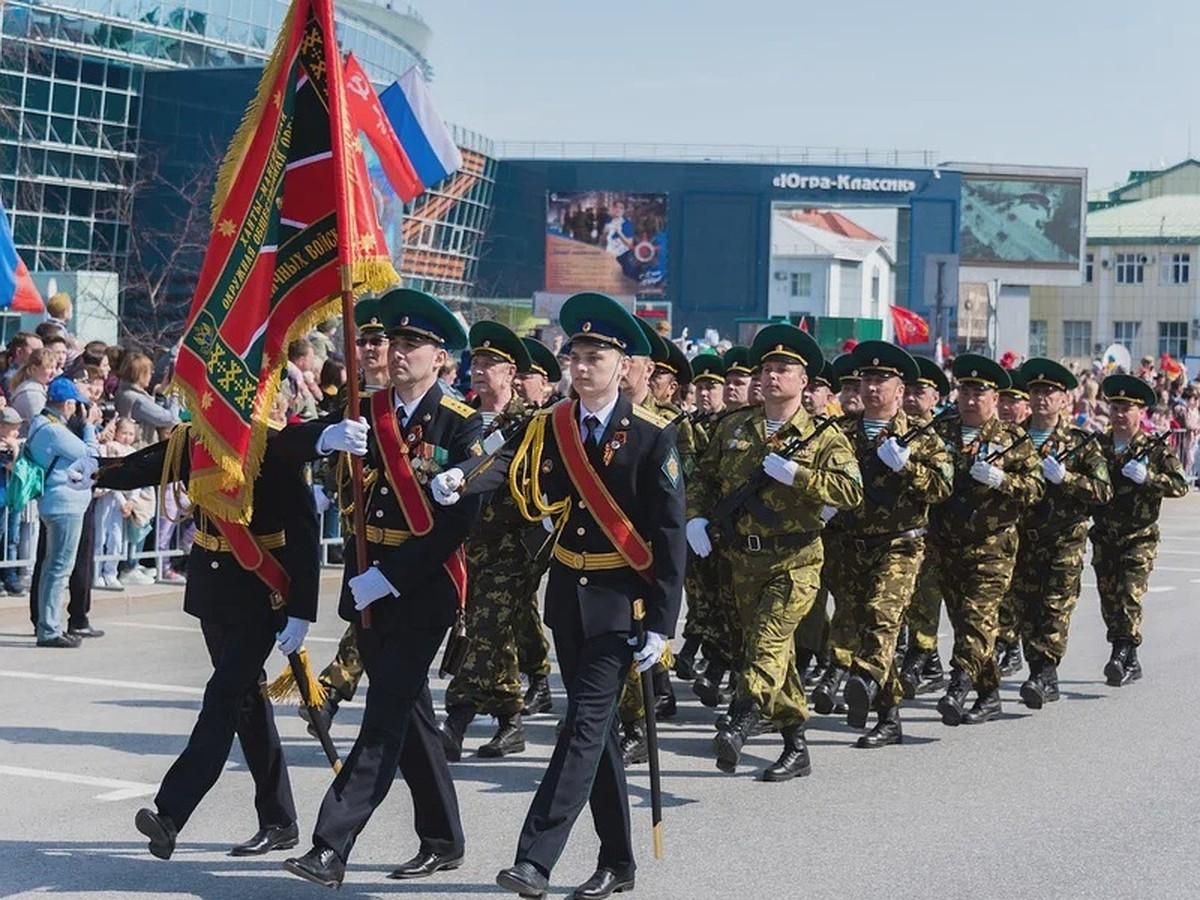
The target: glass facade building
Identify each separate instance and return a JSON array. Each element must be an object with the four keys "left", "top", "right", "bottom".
[{"left": 0, "top": 0, "right": 482, "bottom": 308}]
